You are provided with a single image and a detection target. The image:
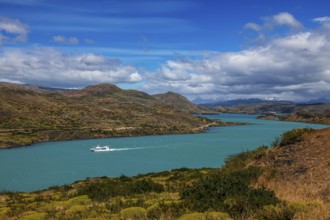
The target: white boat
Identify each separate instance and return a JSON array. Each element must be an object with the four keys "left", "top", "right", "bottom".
[{"left": 90, "top": 145, "right": 111, "bottom": 152}]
